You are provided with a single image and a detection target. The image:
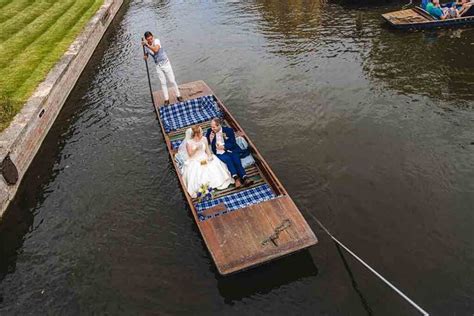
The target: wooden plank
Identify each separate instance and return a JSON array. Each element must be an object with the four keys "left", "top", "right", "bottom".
[
  {"left": 153, "top": 80, "right": 212, "bottom": 106},
  {"left": 152, "top": 81, "right": 318, "bottom": 275},
  {"left": 382, "top": 8, "right": 430, "bottom": 25},
  {"left": 199, "top": 196, "right": 317, "bottom": 275}
]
